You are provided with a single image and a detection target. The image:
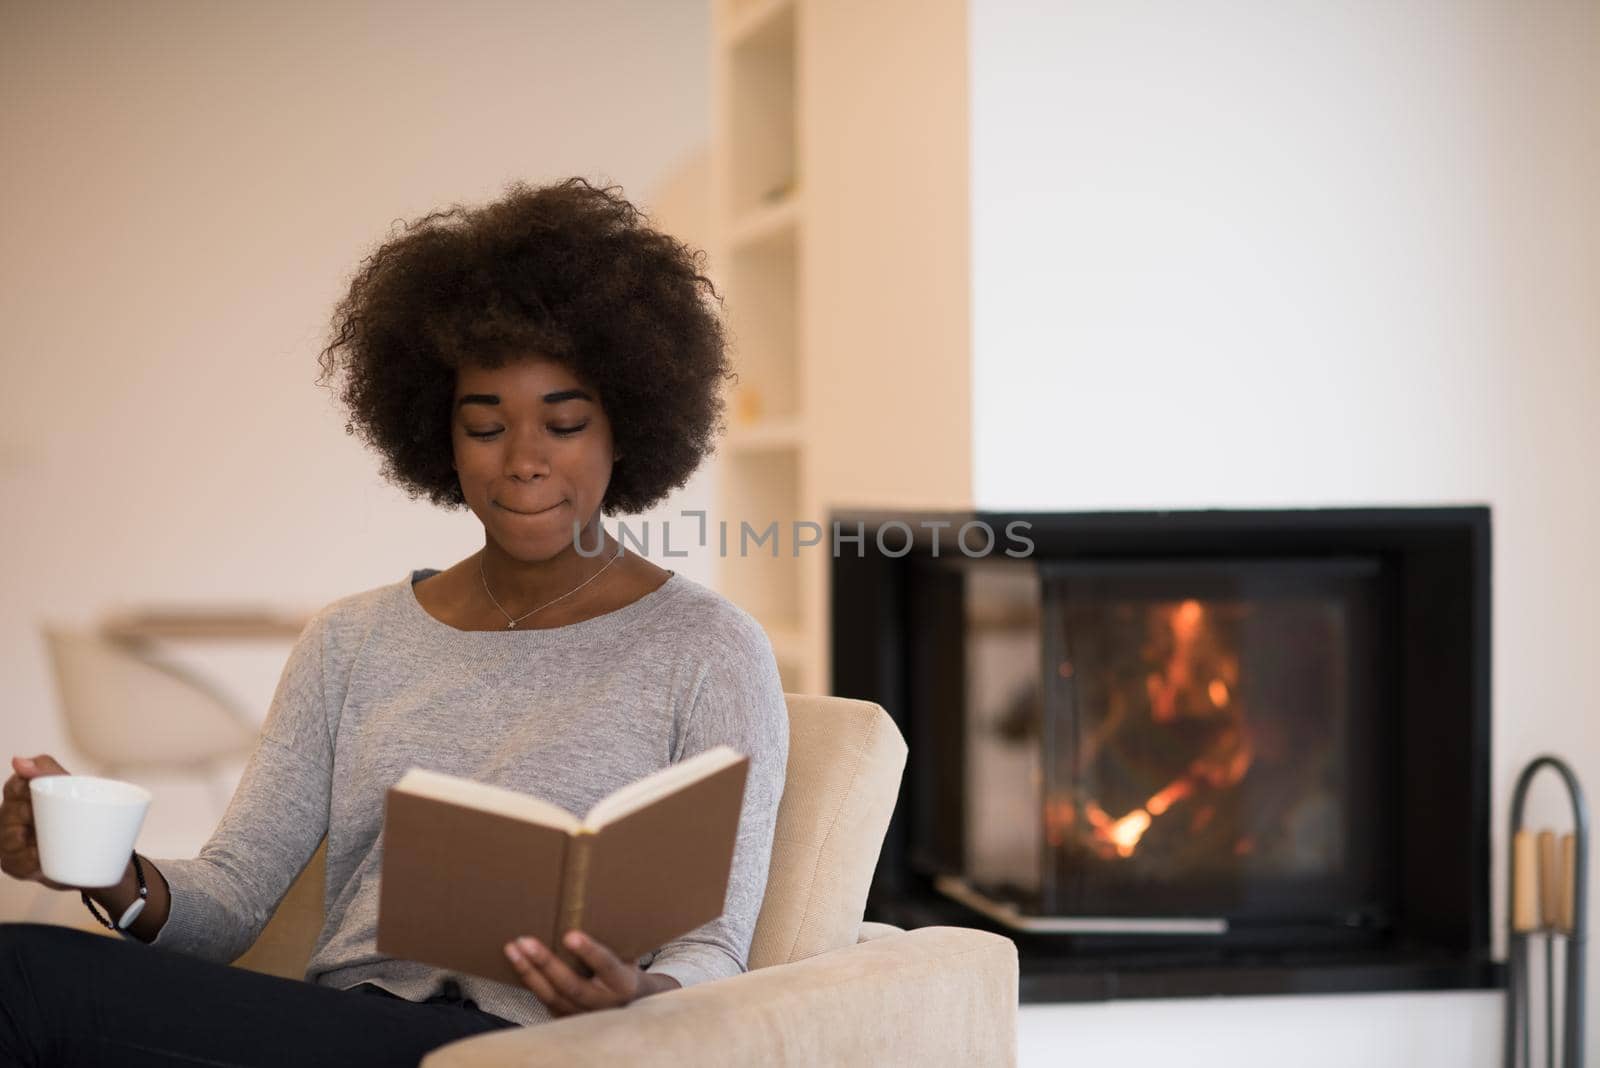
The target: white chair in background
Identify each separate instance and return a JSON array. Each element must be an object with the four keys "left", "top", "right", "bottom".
[{"left": 40, "top": 626, "right": 260, "bottom": 819}]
